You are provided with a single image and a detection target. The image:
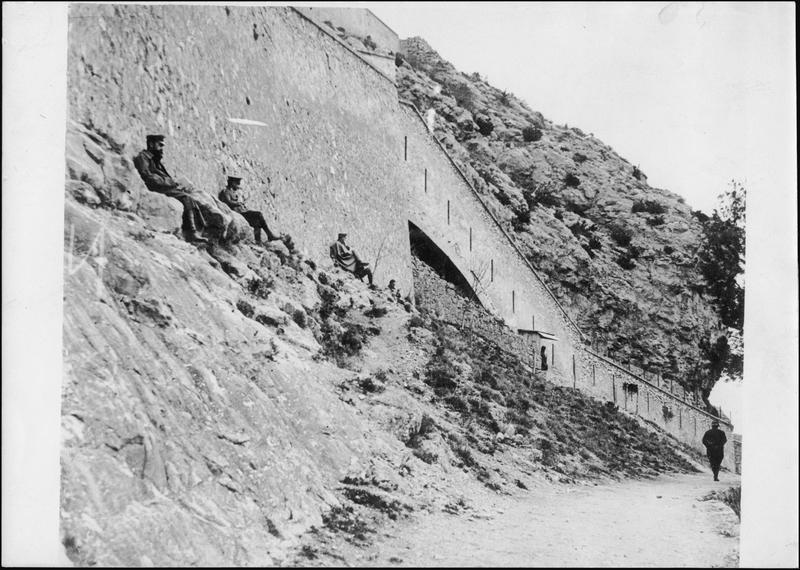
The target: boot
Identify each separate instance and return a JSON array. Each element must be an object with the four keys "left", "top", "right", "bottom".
[{"left": 184, "top": 229, "right": 208, "bottom": 244}]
